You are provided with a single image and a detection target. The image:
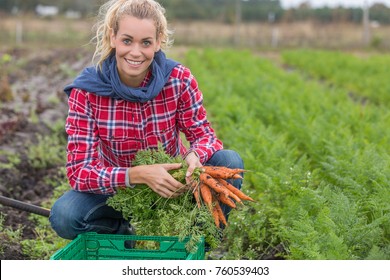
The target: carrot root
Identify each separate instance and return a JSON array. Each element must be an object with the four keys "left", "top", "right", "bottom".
[
  {"left": 193, "top": 188, "right": 201, "bottom": 209},
  {"left": 217, "top": 179, "right": 244, "bottom": 204},
  {"left": 199, "top": 173, "right": 230, "bottom": 196},
  {"left": 202, "top": 166, "right": 247, "bottom": 180},
  {"left": 191, "top": 166, "right": 255, "bottom": 228},
  {"left": 212, "top": 205, "right": 221, "bottom": 228},
  {"left": 199, "top": 183, "right": 213, "bottom": 212},
  {"left": 217, "top": 194, "right": 237, "bottom": 209},
  {"left": 214, "top": 200, "right": 227, "bottom": 227},
  {"left": 220, "top": 180, "right": 255, "bottom": 202}
]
